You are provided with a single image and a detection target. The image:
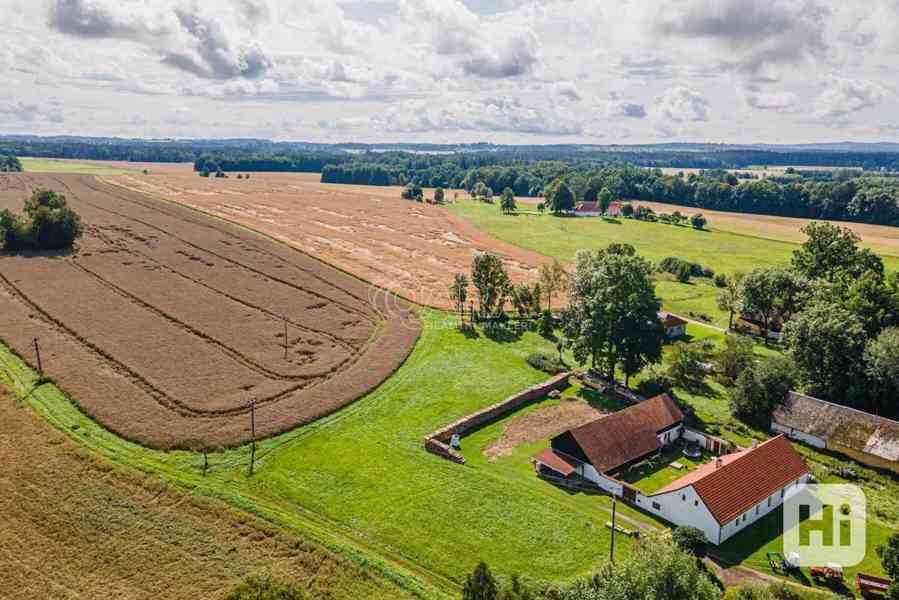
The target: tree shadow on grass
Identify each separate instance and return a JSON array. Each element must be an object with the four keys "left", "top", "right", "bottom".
[
  {"left": 482, "top": 324, "right": 523, "bottom": 343},
  {"left": 457, "top": 324, "right": 480, "bottom": 339},
  {"left": 577, "top": 387, "right": 631, "bottom": 413}
]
